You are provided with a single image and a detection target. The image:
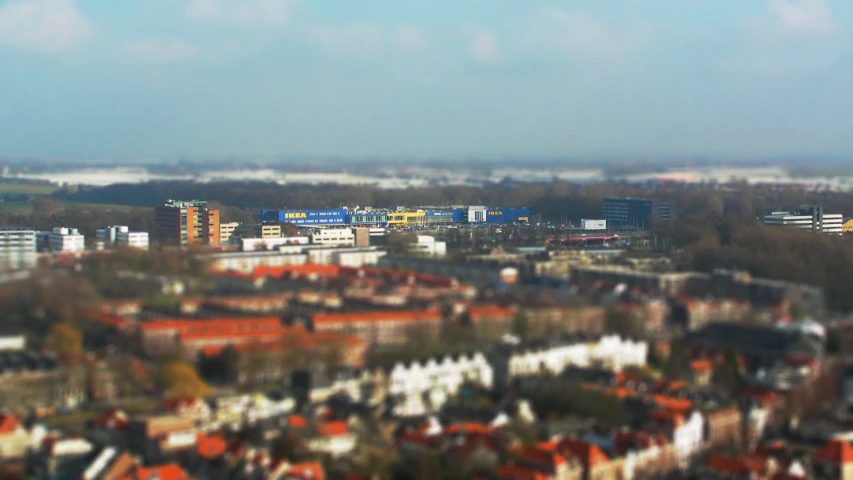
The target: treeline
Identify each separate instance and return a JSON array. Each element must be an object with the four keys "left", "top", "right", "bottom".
[
  {"left": 0, "top": 197, "right": 154, "bottom": 238},
  {"left": 670, "top": 215, "right": 853, "bottom": 311},
  {"left": 55, "top": 180, "right": 853, "bottom": 224}
]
